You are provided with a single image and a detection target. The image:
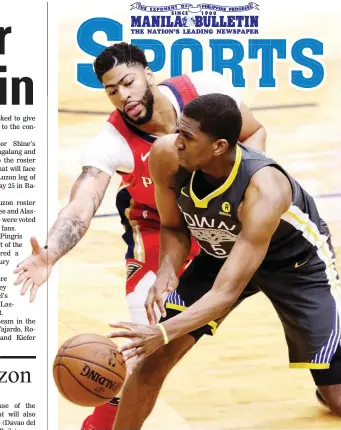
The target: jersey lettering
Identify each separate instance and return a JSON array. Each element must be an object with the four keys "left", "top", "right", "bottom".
[{"left": 141, "top": 177, "right": 153, "bottom": 188}]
